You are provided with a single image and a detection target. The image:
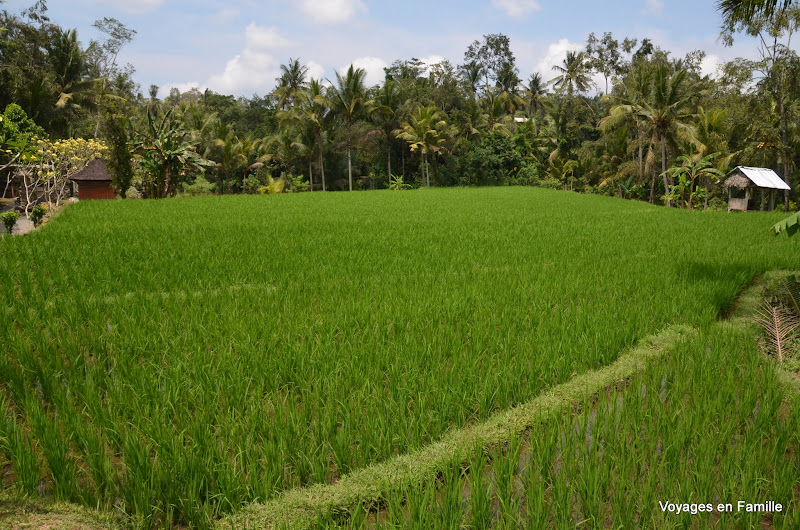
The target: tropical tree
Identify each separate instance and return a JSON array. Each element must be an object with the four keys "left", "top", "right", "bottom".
[
  {"left": 371, "top": 79, "right": 402, "bottom": 183},
  {"left": 204, "top": 121, "right": 247, "bottom": 194},
  {"left": 522, "top": 73, "right": 547, "bottom": 121},
  {"left": 551, "top": 51, "right": 593, "bottom": 96},
  {"left": 48, "top": 28, "right": 95, "bottom": 136},
  {"left": 133, "top": 108, "right": 212, "bottom": 198},
  {"left": 328, "top": 65, "right": 370, "bottom": 191},
  {"left": 663, "top": 152, "right": 724, "bottom": 209},
  {"left": 274, "top": 58, "right": 309, "bottom": 110},
  {"left": 396, "top": 104, "right": 451, "bottom": 187},
  {"left": 297, "top": 78, "right": 331, "bottom": 191},
  {"left": 718, "top": 0, "right": 793, "bottom": 23},
  {"left": 460, "top": 61, "right": 485, "bottom": 98}
]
